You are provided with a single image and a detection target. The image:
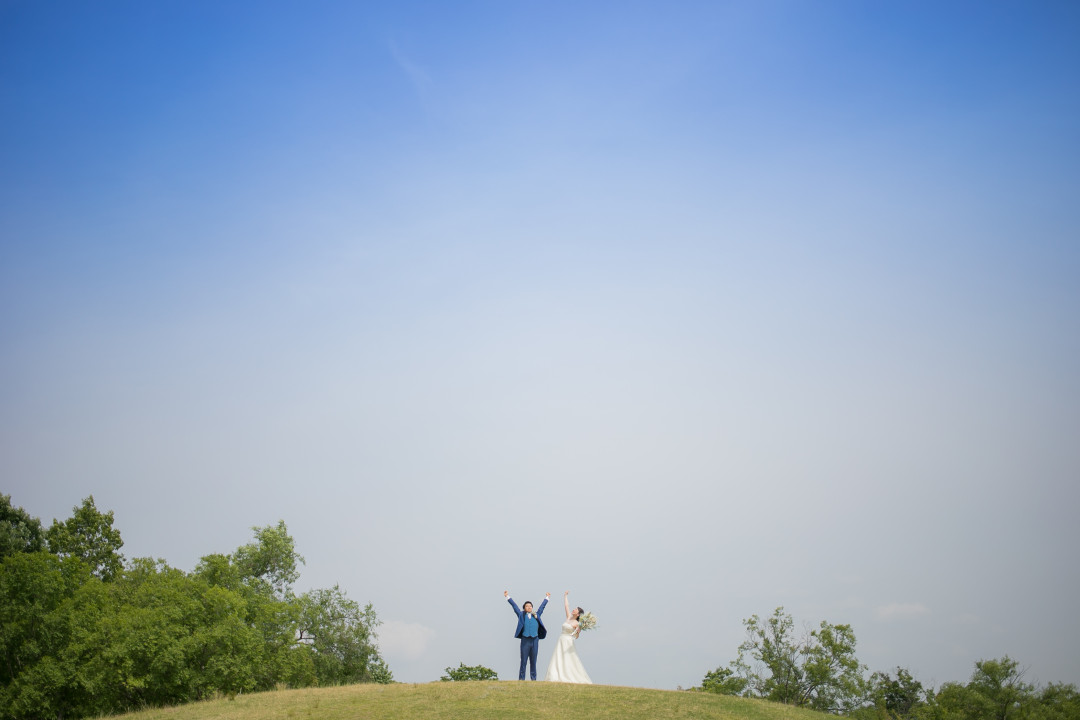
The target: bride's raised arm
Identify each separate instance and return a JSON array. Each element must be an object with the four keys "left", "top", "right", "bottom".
[{"left": 563, "top": 590, "right": 571, "bottom": 619}]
